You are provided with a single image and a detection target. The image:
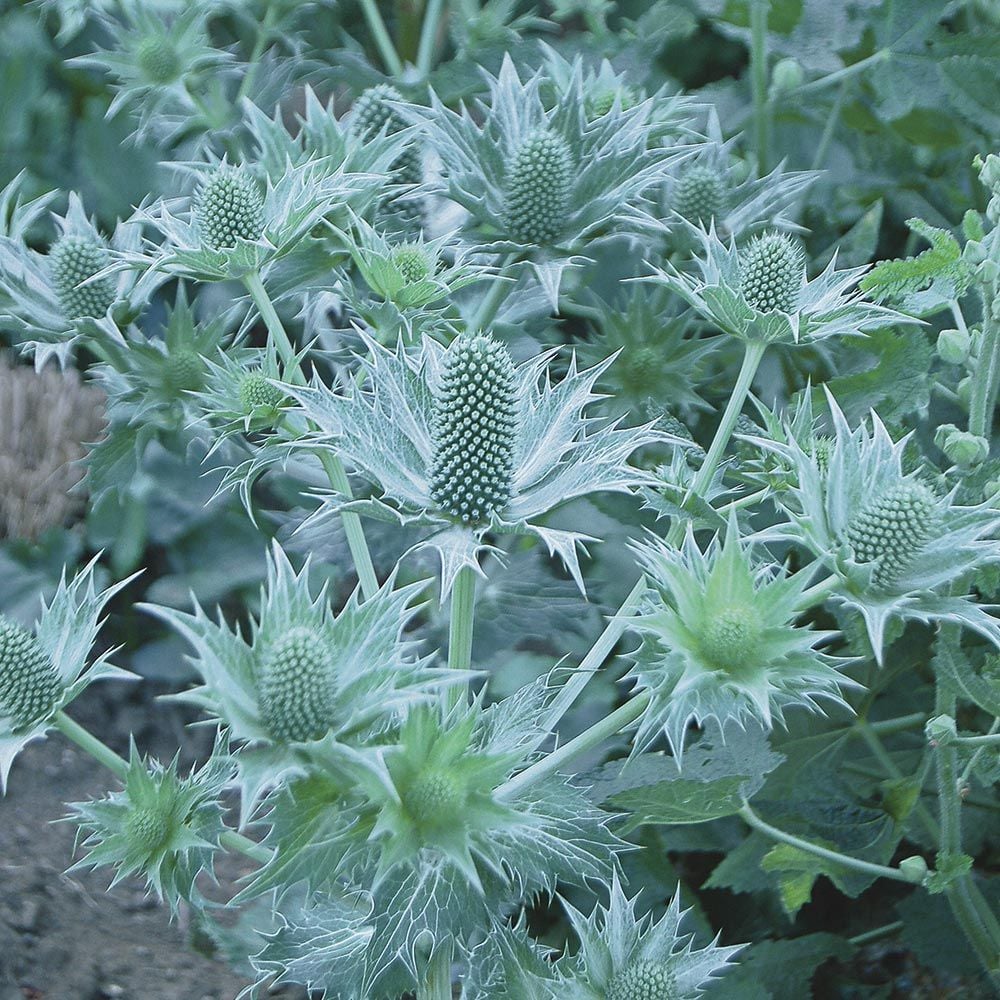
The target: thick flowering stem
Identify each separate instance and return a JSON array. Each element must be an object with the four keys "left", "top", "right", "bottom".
[
  {"left": 749, "top": 0, "right": 771, "bottom": 174},
  {"left": 416, "top": 0, "right": 445, "bottom": 75},
  {"left": 738, "top": 802, "right": 925, "bottom": 885},
  {"left": 419, "top": 946, "right": 453, "bottom": 1000},
  {"left": 244, "top": 273, "right": 379, "bottom": 600},
  {"left": 667, "top": 339, "right": 768, "bottom": 546},
  {"left": 445, "top": 565, "right": 477, "bottom": 710},
  {"left": 969, "top": 290, "right": 1000, "bottom": 439},
  {"left": 359, "top": 0, "right": 403, "bottom": 76}
]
